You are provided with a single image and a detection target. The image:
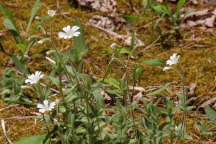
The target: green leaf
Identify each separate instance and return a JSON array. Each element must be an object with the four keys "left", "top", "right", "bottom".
[
  {"left": 16, "top": 134, "right": 47, "bottom": 144},
  {"left": 0, "top": 3, "right": 21, "bottom": 43},
  {"left": 73, "top": 17, "right": 88, "bottom": 65},
  {"left": 26, "top": 0, "right": 40, "bottom": 36},
  {"left": 16, "top": 43, "right": 26, "bottom": 54},
  {"left": 93, "top": 88, "right": 104, "bottom": 109},
  {"left": 152, "top": 5, "right": 171, "bottom": 16},
  {"left": 49, "top": 76, "right": 60, "bottom": 89},
  {"left": 11, "top": 55, "right": 28, "bottom": 74},
  {"left": 176, "top": 0, "right": 185, "bottom": 19},
  {"left": 0, "top": 3, "right": 14, "bottom": 23},
  {"left": 197, "top": 121, "right": 212, "bottom": 135},
  {"left": 134, "top": 67, "right": 145, "bottom": 80},
  {"left": 204, "top": 106, "right": 216, "bottom": 123},
  {"left": 3, "top": 18, "right": 21, "bottom": 43},
  {"left": 147, "top": 83, "right": 171, "bottom": 96},
  {"left": 142, "top": 57, "right": 166, "bottom": 66},
  {"left": 118, "top": 48, "right": 130, "bottom": 54},
  {"left": 103, "top": 78, "right": 120, "bottom": 89}
]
